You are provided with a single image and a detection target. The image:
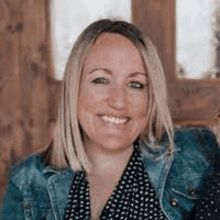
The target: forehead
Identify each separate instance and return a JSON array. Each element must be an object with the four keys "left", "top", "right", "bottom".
[
  {"left": 83, "top": 33, "right": 144, "bottom": 69},
  {"left": 91, "top": 33, "right": 138, "bottom": 53}
]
